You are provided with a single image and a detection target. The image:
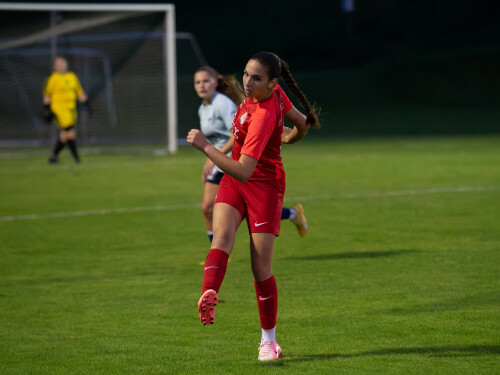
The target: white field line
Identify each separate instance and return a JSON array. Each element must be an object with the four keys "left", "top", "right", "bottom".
[
  {"left": 289, "top": 185, "right": 500, "bottom": 203},
  {"left": 0, "top": 203, "right": 199, "bottom": 222},
  {"left": 0, "top": 185, "right": 498, "bottom": 222}
]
